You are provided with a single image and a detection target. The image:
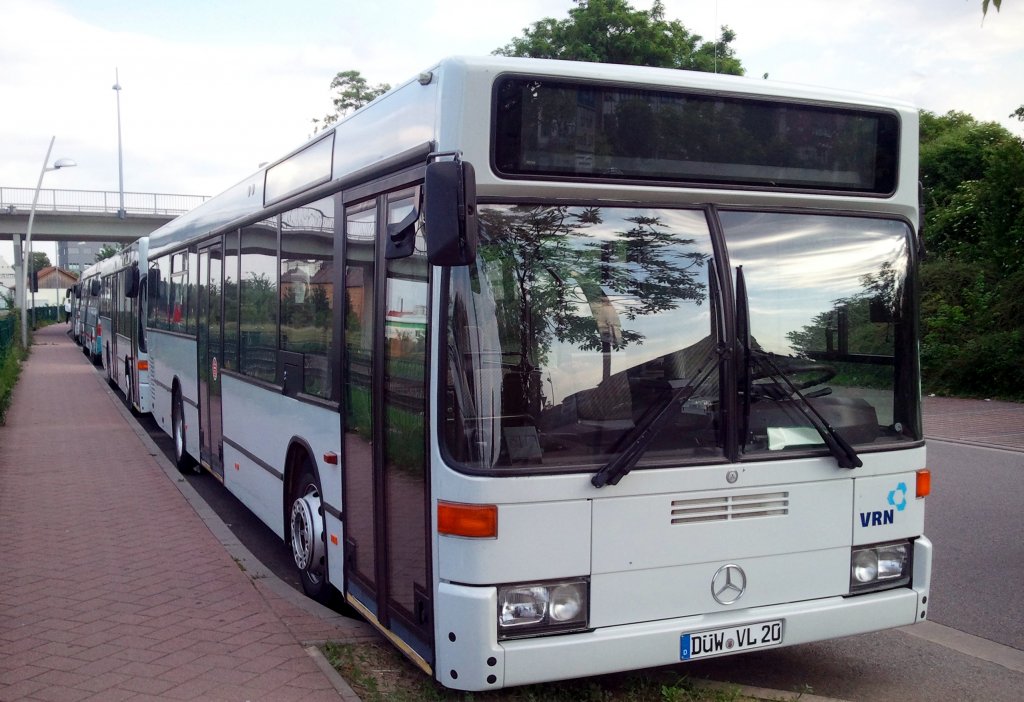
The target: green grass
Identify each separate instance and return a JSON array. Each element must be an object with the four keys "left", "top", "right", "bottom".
[
  {"left": 0, "top": 331, "right": 26, "bottom": 425},
  {"left": 321, "top": 641, "right": 749, "bottom": 702}
]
